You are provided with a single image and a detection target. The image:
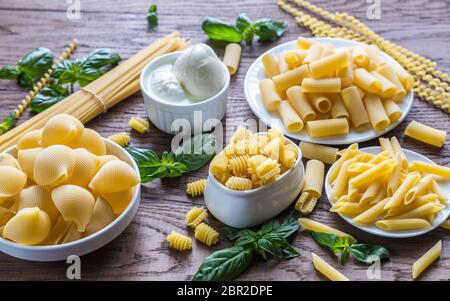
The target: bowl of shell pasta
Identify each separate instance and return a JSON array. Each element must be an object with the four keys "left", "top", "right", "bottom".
[{"left": 0, "top": 114, "right": 141, "bottom": 261}]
